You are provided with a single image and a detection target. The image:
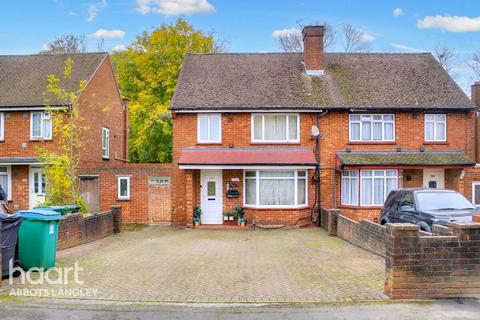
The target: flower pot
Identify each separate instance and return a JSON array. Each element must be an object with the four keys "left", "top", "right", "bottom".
[
  {"left": 194, "top": 220, "right": 200, "bottom": 228},
  {"left": 240, "top": 221, "right": 246, "bottom": 227},
  {"left": 224, "top": 216, "right": 228, "bottom": 221},
  {"left": 229, "top": 216, "right": 234, "bottom": 221}
]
